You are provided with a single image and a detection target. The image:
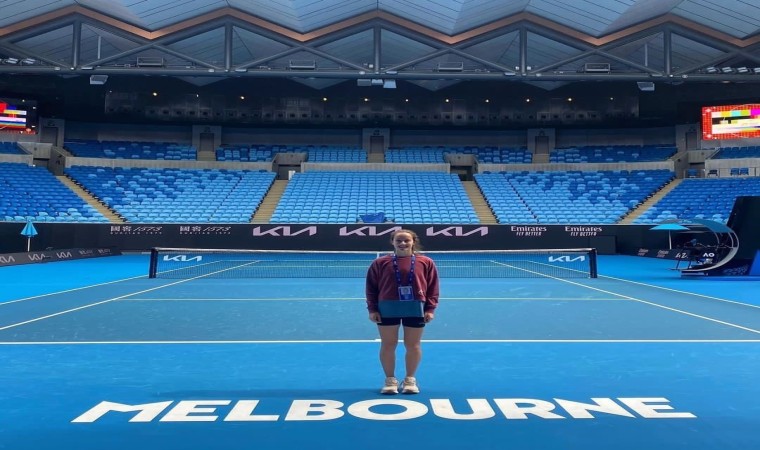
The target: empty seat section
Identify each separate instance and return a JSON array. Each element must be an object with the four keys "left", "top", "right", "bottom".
[
  {"left": 215, "top": 144, "right": 366, "bottom": 162},
  {"left": 0, "top": 141, "right": 26, "bottom": 154},
  {"left": 64, "top": 139, "right": 196, "bottom": 160},
  {"left": 0, "top": 162, "right": 108, "bottom": 222},
  {"left": 271, "top": 171, "right": 478, "bottom": 224},
  {"left": 550, "top": 145, "right": 677, "bottom": 163},
  {"left": 476, "top": 169, "right": 674, "bottom": 224},
  {"left": 633, "top": 177, "right": 760, "bottom": 224},
  {"left": 386, "top": 146, "right": 532, "bottom": 164},
  {"left": 66, "top": 166, "right": 275, "bottom": 223}
]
